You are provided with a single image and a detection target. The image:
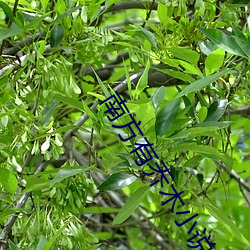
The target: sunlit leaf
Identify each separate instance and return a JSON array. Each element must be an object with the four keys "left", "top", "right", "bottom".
[
  {"left": 205, "top": 49, "right": 225, "bottom": 75},
  {"left": 0, "top": 168, "right": 18, "bottom": 194},
  {"left": 112, "top": 185, "right": 150, "bottom": 224}
]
